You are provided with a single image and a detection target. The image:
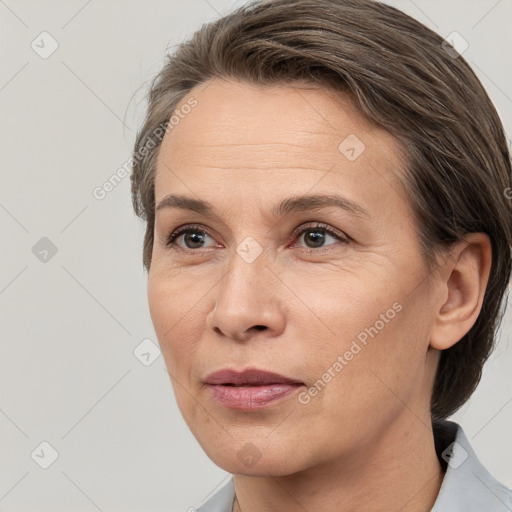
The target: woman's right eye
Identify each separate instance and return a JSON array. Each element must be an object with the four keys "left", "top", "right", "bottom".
[{"left": 165, "top": 225, "right": 218, "bottom": 250}]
